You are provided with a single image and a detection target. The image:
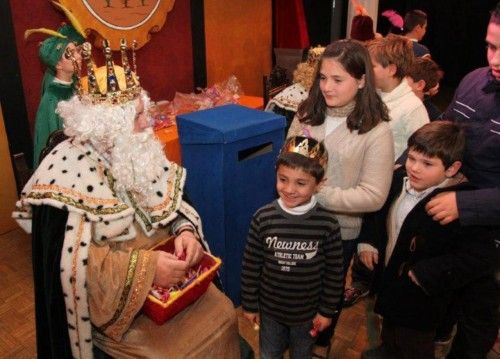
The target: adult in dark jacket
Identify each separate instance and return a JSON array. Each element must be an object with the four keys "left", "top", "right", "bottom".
[{"left": 425, "top": 4, "right": 500, "bottom": 357}]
